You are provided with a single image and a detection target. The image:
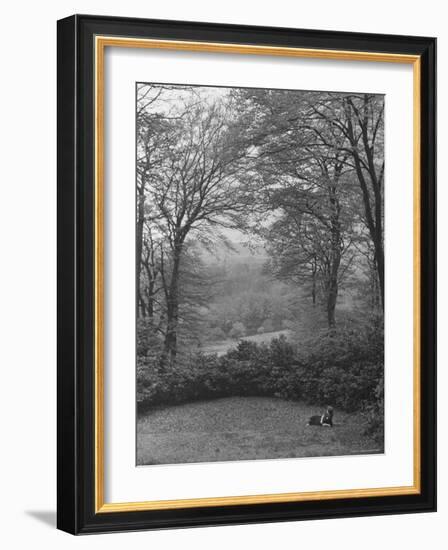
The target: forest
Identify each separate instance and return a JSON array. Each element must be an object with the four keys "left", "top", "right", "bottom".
[{"left": 136, "top": 83, "right": 385, "bottom": 452}]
